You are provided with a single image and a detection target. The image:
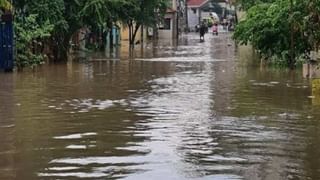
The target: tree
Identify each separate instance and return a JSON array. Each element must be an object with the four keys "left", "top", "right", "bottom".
[
  {"left": 234, "top": 0, "right": 319, "bottom": 68},
  {"left": 11, "top": 0, "right": 171, "bottom": 68},
  {"left": 81, "top": 0, "right": 130, "bottom": 49},
  {"left": 0, "top": 0, "right": 11, "bottom": 11},
  {"left": 236, "top": 0, "right": 275, "bottom": 10},
  {"left": 303, "top": 0, "right": 320, "bottom": 52},
  {"left": 14, "top": 0, "right": 112, "bottom": 60},
  {"left": 13, "top": 0, "right": 66, "bottom": 64},
  {"left": 14, "top": 14, "right": 54, "bottom": 69},
  {"left": 120, "top": 0, "right": 168, "bottom": 46}
]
